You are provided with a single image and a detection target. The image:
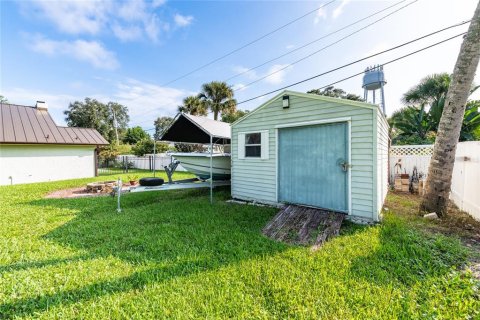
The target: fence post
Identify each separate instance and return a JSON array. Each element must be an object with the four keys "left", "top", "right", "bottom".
[{"left": 149, "top": 155, "right": 152, "bottom": 171}]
